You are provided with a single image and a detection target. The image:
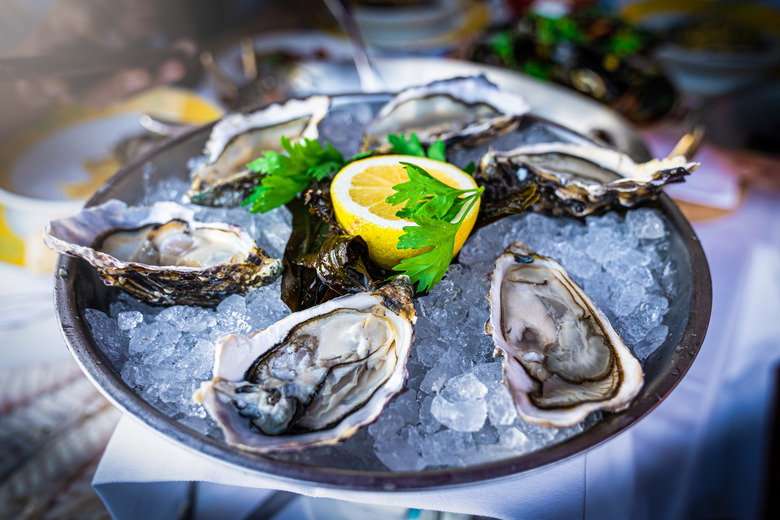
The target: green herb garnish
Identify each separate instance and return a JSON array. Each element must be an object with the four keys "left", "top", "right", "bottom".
[
  {"left": 244, "top": 136, "right": 345, "bottom": 213},
  {"left": 244, "top": 133, "right": 444, "bottom": 214},
  {"left": 387, "top": 162, "right": 484, "bottom": 292},
  {"left": 388, "top": 133, "right": 446, "bottom": 162},
  {"left": 242, "top": 132, "right": 480, "bottom": 291}
]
